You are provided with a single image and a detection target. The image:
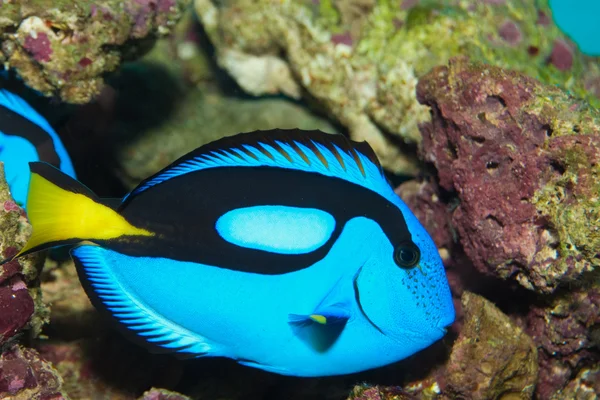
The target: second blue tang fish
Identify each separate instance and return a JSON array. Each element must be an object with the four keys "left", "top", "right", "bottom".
[
  {"left": 0, "top": 88, "right": 76, "bottom": 207},
  {"left": 4, "top": 129, "right": 455, "bottom": 377}
]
